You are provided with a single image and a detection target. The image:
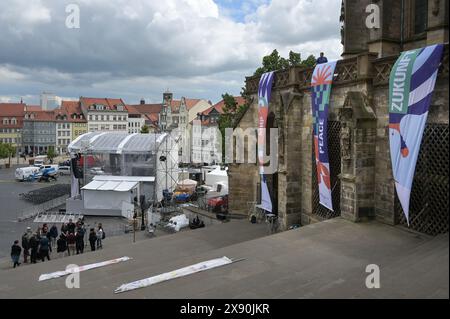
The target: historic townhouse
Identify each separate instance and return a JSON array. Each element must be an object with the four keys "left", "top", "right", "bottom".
[
  {"left": 54, "top": 101, "right": 87, "bottom": 154},
  {"left": 22, "top": 109, "right": 56, "bottom": 155},
  {"left": 191, "top": 96, "right": 244, "bottom": 164},
  {"left": 0, "top": 103, "right": 25, "bottom": 147},
  {"left": 125, "top": 104, "right": 145, "bottom": 134},
  {"left": 80, "top": 97, "right": 128, "bottom": 132}
]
